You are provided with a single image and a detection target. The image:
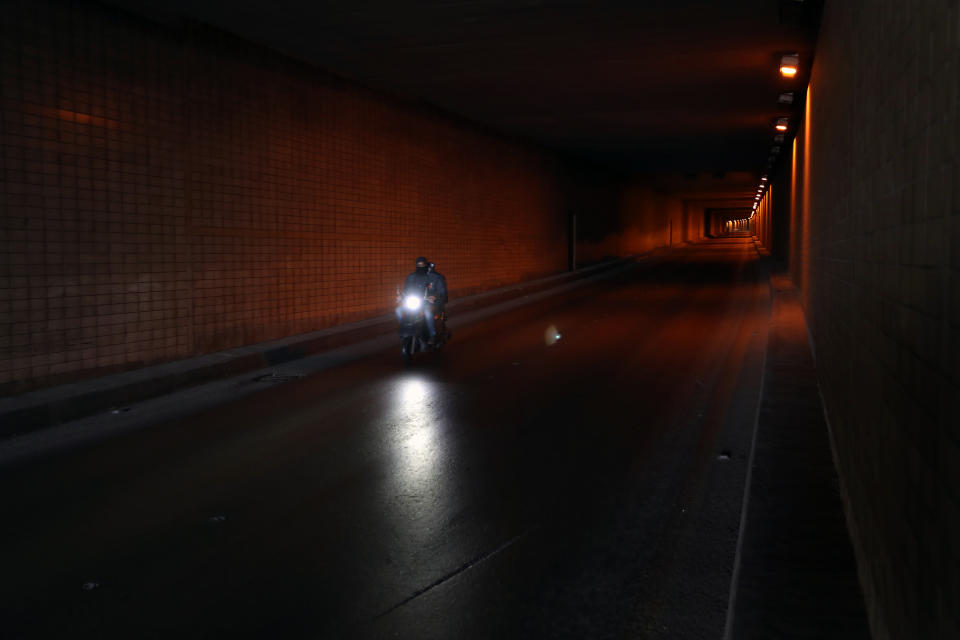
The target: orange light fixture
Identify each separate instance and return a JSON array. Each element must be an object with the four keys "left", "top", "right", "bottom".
[
  {"left": 775, "top": 117, "right": 789, "bottom": 132},
  {"left": 780, "top": 54, "right": 799, "bottom": 77}
]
